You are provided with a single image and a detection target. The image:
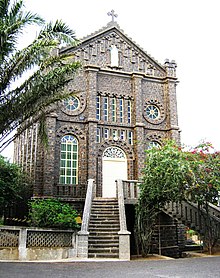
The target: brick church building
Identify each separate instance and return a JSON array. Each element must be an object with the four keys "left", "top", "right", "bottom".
[
  {"left": 13, "top": 10, "right": 183, "bottom": 258},
  {"left": 13, "top": 12, "right": 182, "bottom": 258},
  {"left": 14, "top": 12, "right": 180, "bottom": 202}
]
